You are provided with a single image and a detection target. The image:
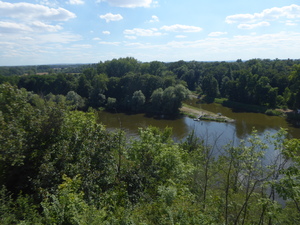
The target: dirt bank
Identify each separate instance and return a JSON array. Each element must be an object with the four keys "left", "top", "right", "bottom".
[{"left": 180, "top": 105, "right": 235, "bottom": 123}]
